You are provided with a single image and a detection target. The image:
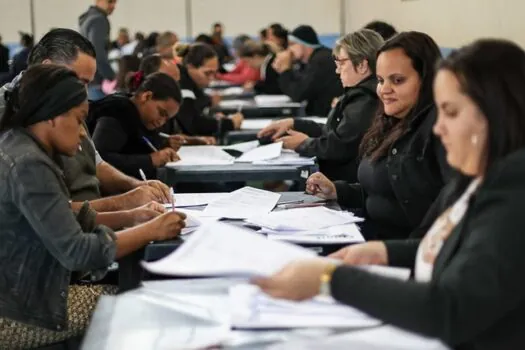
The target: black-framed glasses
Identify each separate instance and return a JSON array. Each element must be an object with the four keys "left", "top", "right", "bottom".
[{"left": 333, "top": 56, "right": 351, "bottom": 65}]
